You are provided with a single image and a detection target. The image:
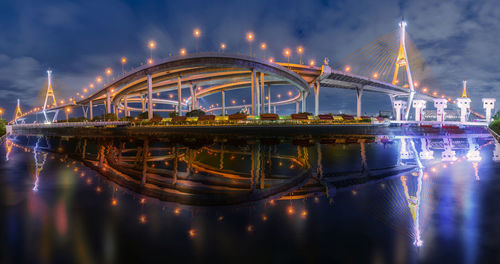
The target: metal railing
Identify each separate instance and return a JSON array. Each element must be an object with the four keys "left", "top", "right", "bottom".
[{"left": 11, "top": 121, "right": 130, "bottom": 129}]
